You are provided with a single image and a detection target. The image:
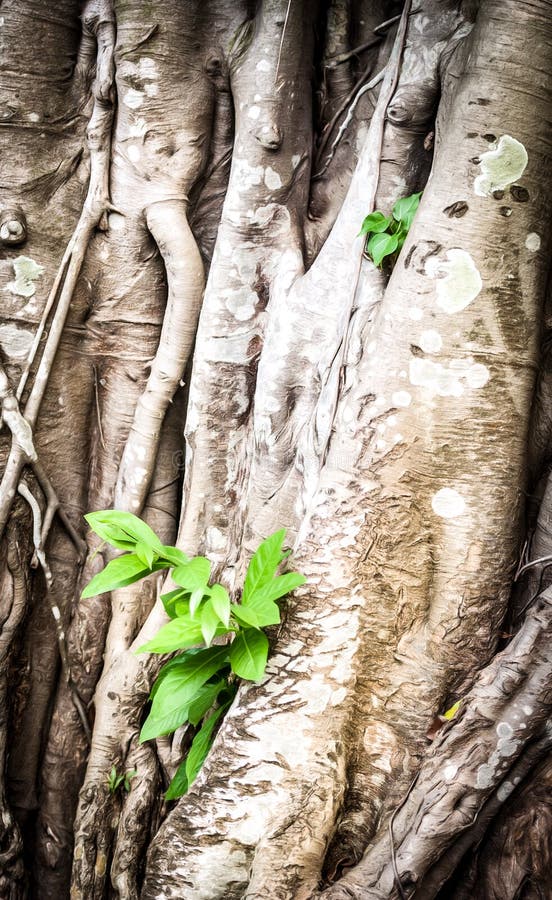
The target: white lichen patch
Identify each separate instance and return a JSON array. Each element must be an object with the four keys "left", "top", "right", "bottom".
[
  {"left": 496, "top": 722, "right": 513, "bottom": 739},
  {"left": 256, "top": 59, "right": 271, "bottom": 72},
  {"left": 127, "top": 144, "right": 141, "bottom": 163},
  {"left": 108, "top": 212, "right": 126, "bottom": 231},
  {"left": 205, "top": 526, "right": 226, "bottom": 552},
  {"left": 525, "top": 232, "right": 541, "bottom": 251},
  {"left": 408, "top": 306, "right": 424, "bottom": 321},
  {"left": 0, "top": 324, "right": 34, "bottom": 360},
  {"left": 427, "top": 249, "right": 482, "bottom": 314},
  {"left": 431, "top": 487, "right": 466, "bottom": 519},
  {"left": 409, "top": 357, "right": 489, "bottom": 398},
  {"left": 443, "top": 763, "right": 458, "bottom": 782},
  {"left": 474, "top": 135, "right": 528, "bottom": 196},
  {"left": 419, "top": 329, "right": 442, "bottom": 354},
  {"left": 497, "top": 780, "right": 514, "bottom": 802},
  {"left": 392, "top": 390, "right": 412, "bottom": 408},
  {"left": 247, "top": 105, "right": 260, "bottom": 120},
  {"left": 264, "top": 167, "right": 282, "bottom": 191},
  {"left": 7, "top": 256, "right": 44, "bottom": 298},
  {"left": 232, "top": 157, "right": 264, "bottom": 192},
  {"left": 128, "top": 117, "right": 147, "bottom": 138},
  {"left": 476, "top": 762, "right": 494, "bottom": 790},
  {"left": 144, "top": 81, "right": 158, "bottom": 99},
  {"left": 122, "top": 89, "right": 144, "bottom": 109},
  {"left": 225, "top": 288, "right": 258, "bottom": 321}
]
